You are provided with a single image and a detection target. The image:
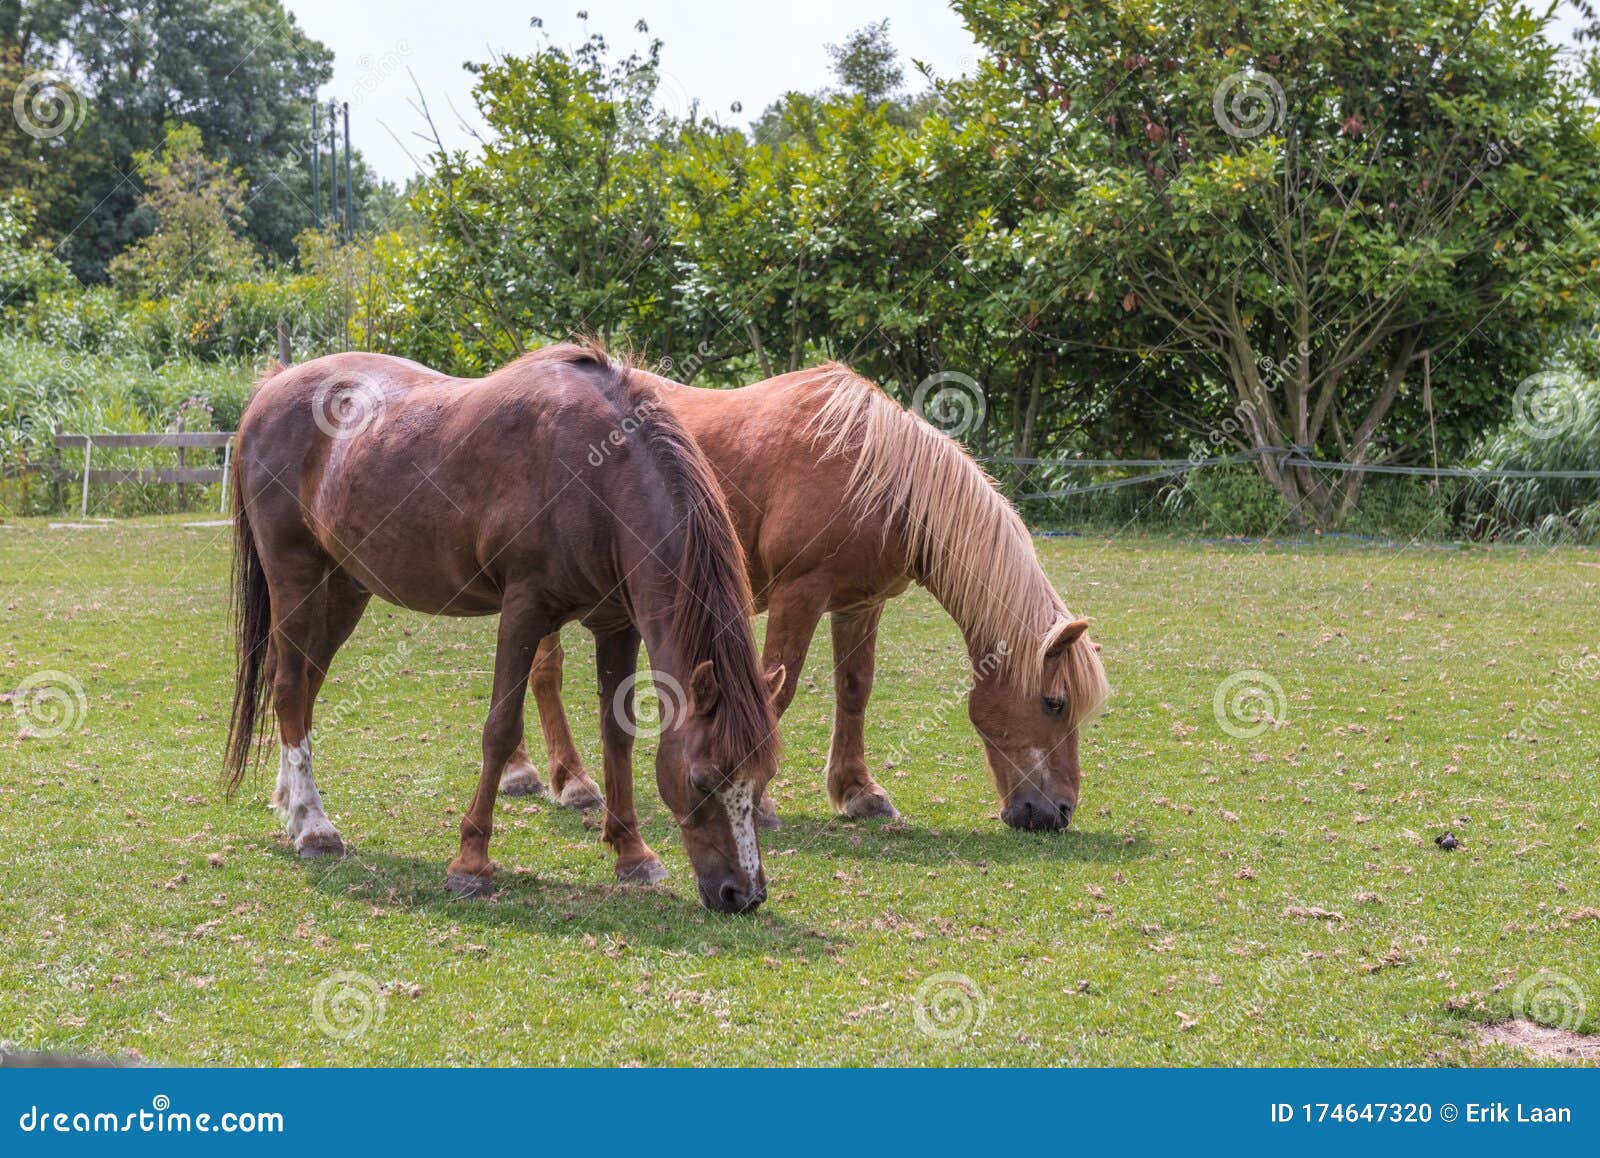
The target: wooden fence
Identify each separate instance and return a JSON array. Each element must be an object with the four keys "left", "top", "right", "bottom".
[{"left": 50, "top": 430, "right": 235, "bottom": 516}]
